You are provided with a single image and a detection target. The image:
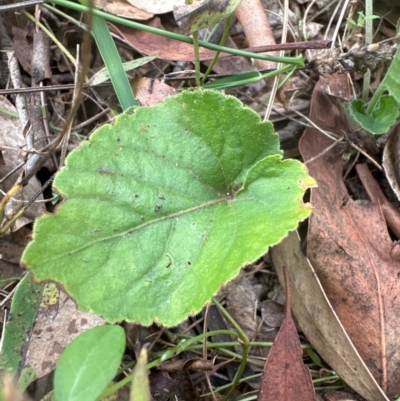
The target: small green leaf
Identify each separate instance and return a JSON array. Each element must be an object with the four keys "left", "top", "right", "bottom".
[
  {"left": 130, "top": 349, "right": 150, "bottom": 401},
  {"left": 17, "top": 367, "right": 36, "bottom": 391},
  {"left": 22, "top": 90, "right": 315, "bottom": 327},
  {"left": 174, "top": 0, "right": 242, "bottom": 32},
  {"left": 54, "top": 325, "right": 125, "bottom": 401},
  {"left": 350, "top": 96, "right": 399, "bottom": 135},
  {"left": 0, "top": 274, "right": 43, "bottom": 376}
]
